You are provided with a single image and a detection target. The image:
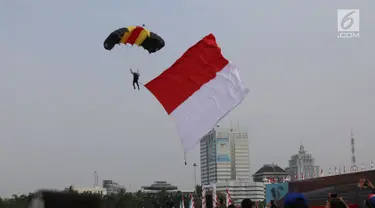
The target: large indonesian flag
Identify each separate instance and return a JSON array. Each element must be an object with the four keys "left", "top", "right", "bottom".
[{"left": 145, "top": 34, "right": 248, "bottom": 153}]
